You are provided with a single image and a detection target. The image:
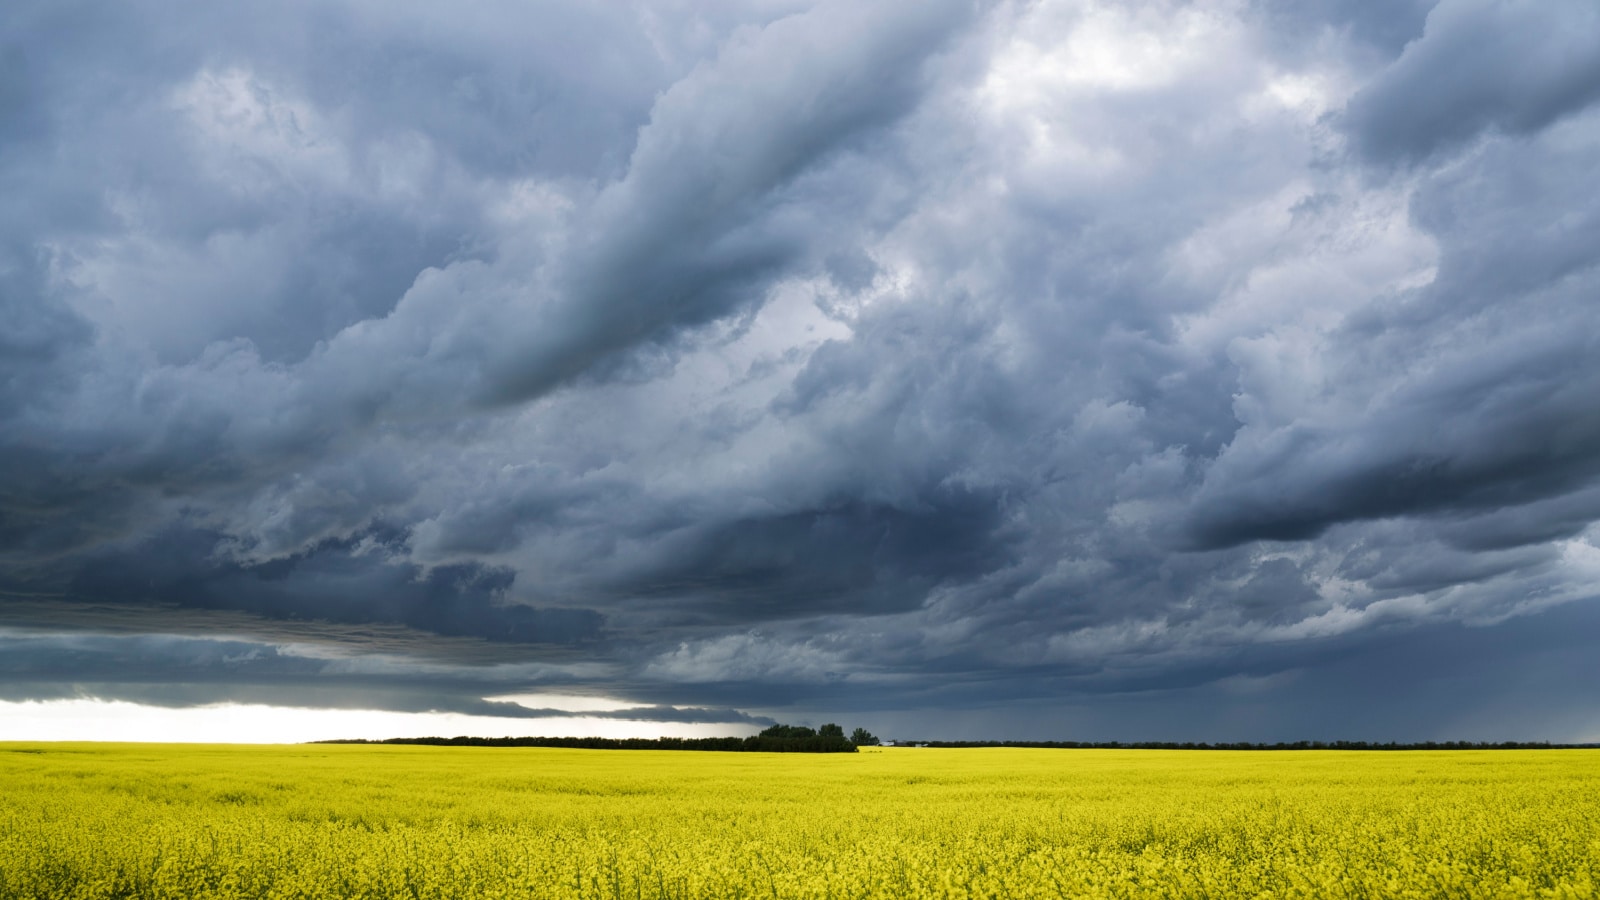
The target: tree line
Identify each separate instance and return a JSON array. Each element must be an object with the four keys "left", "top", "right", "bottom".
[
  {"left": 315, "top": 734, "right": 1589, "bottom": 752},
  {"left": 898, "top": 740, "right": 1594, "bottom": 750},
  {"left": 317, "top": 723, "right": 881, "bottom": 753}
]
